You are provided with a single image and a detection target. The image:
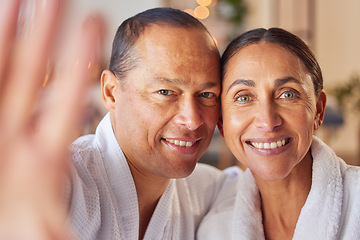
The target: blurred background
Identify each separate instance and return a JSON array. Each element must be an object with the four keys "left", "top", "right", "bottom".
[{"left": 67, "top": 0, "right": 360, "bottom": 168}]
